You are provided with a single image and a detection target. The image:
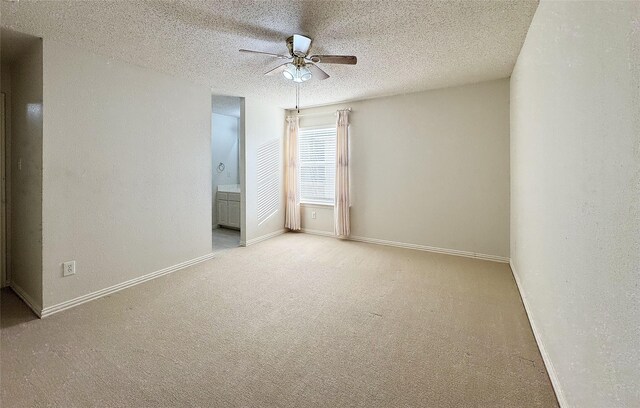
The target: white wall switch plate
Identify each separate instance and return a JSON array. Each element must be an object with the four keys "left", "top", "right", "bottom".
[
  {"left": 63, "top": 260, "right": 76, "bottom": 276},
  {"left": 312, "top": 211, "right": 317, "bottom": 219}
]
